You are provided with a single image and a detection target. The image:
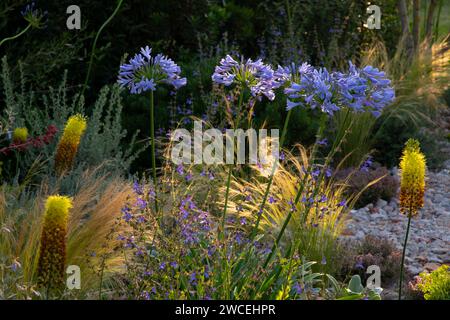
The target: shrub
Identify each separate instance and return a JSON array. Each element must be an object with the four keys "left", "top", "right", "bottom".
[
  {"left": 335, "top": 165, "right": 399, "bottom": 209},
  {"left": 337, "top": 236, "right": 401, "bottom": 287},
  {"left": 417, "top": 265, "right": 450, "bottom": 300},
  {"left": 0, "top": 57, "right": 146, "bottom": 185}
]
